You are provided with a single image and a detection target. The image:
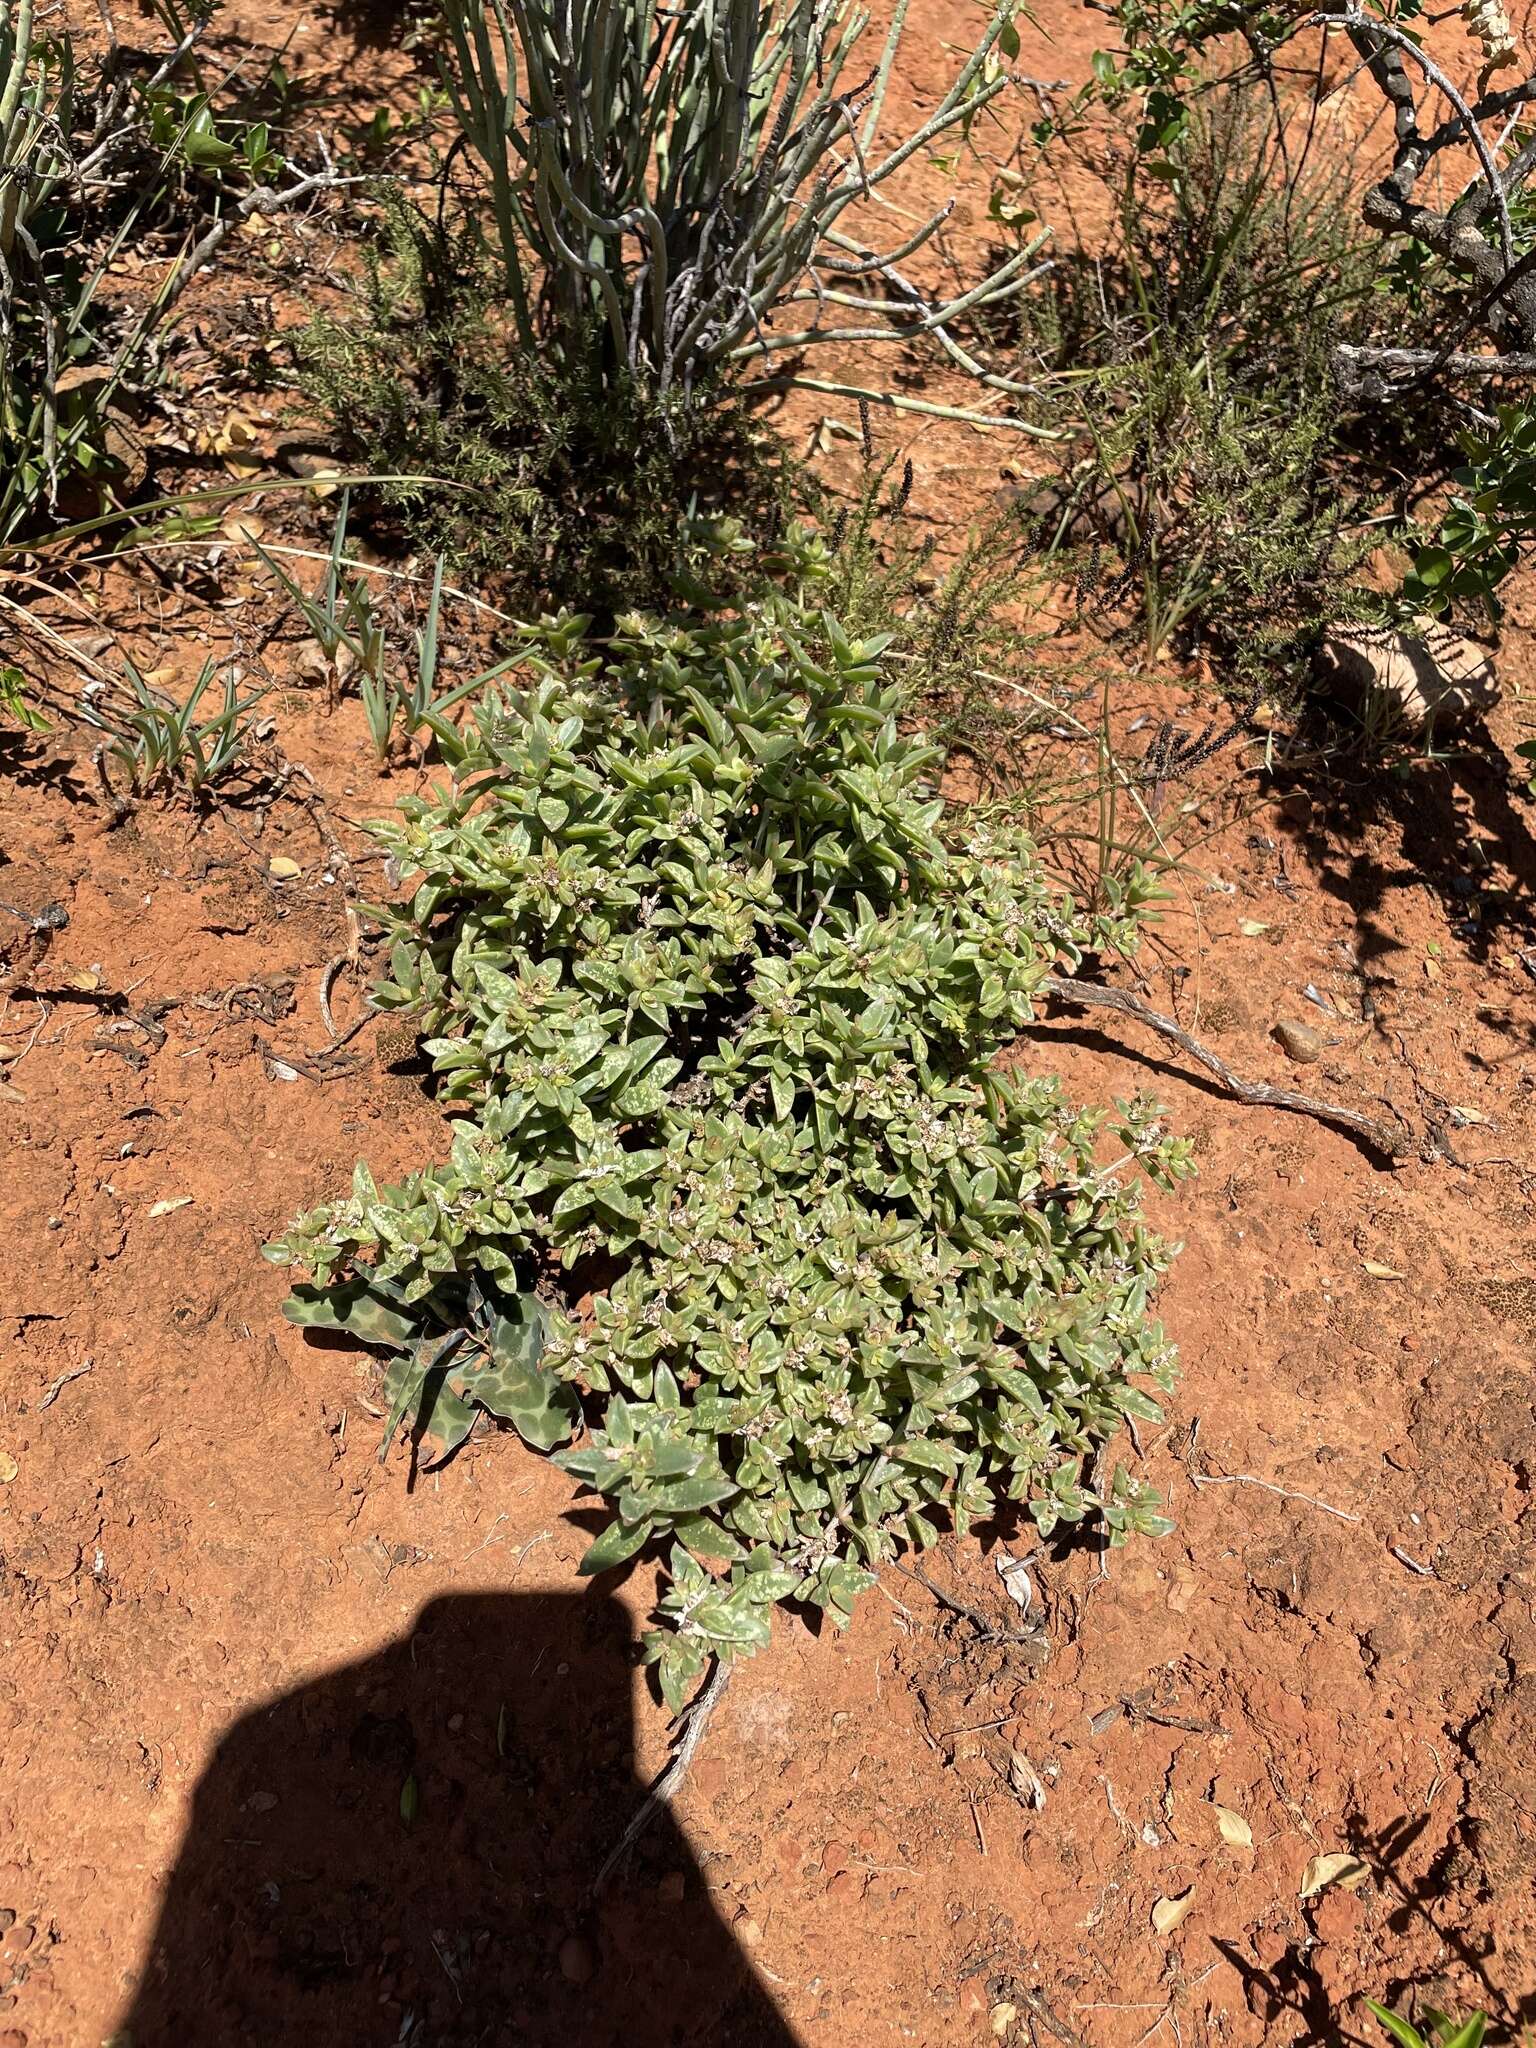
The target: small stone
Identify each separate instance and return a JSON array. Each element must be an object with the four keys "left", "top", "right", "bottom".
[
  {"left": 1401, "top": 1334, "right": 1419, "bottom": 1352},
  {"left": 821, "top": 1839, "right": 850, "bottom": 1875},
  {"left": 825, "top": 1870, "right": 861, "bottom": 1902},
  {"left": 247, "top": 1791, "right": 278, "bottom": 1813},
  {"left": 557, "top": 1933, "right": 595, "bottom": 1985},
  {"left": 656, "top": 1872, "right": 685, "bottom": 1904},
  {"left": 1316, "top": 617, "right": 1498, "bottom": 735},
  {"left": 1273, "top": 1017, "right": 1323, "bottom": 1064},
  {"left": 734, "top": 1911, "right": 763, "bottom": 1948}
]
